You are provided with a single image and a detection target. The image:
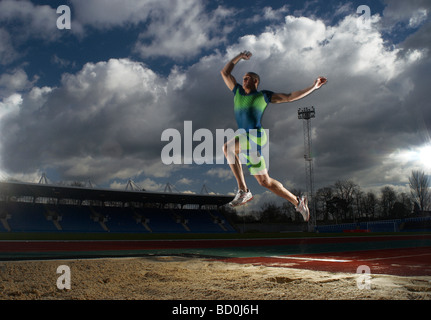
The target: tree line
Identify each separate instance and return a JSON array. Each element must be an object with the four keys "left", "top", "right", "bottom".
[{"left": 223, "top": 170, "right": 430, "bottom": 224}]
